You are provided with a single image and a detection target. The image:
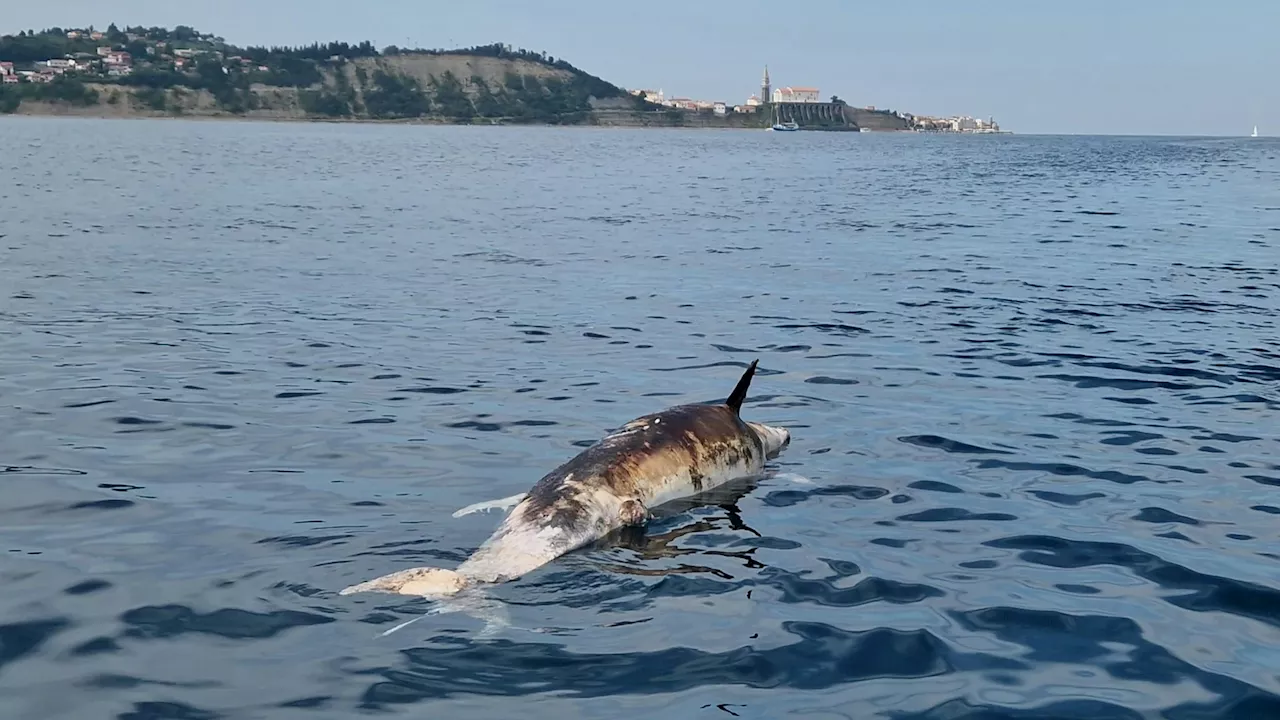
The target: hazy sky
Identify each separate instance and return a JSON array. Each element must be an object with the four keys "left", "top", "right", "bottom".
[{"left": 4, "top": 0, "right": 1275, "bottom": 135}]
